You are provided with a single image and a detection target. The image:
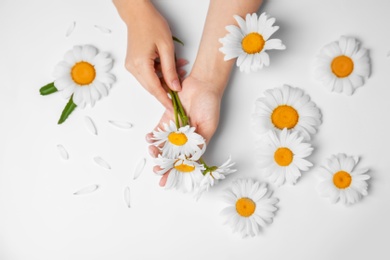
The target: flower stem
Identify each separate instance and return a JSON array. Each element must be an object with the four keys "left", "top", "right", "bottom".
[{"left": 169, "top": 90, "right": 180, "bottom": 129}]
